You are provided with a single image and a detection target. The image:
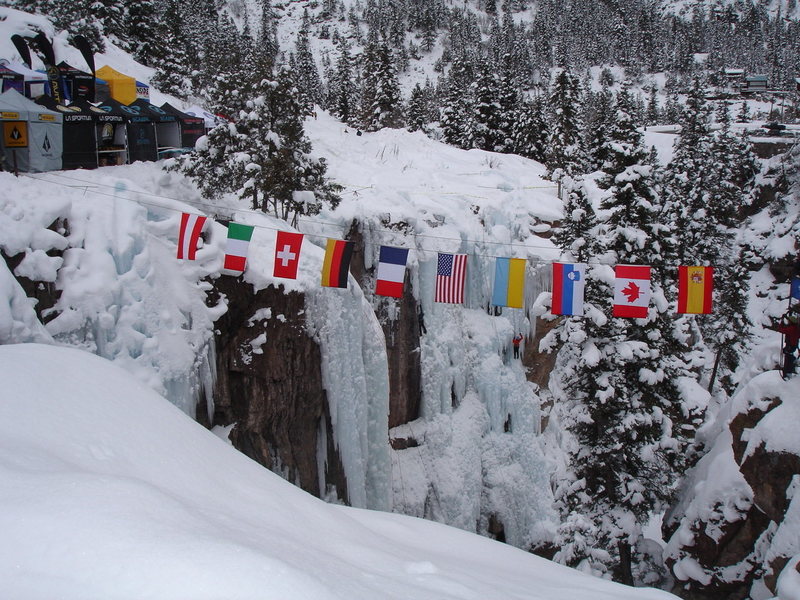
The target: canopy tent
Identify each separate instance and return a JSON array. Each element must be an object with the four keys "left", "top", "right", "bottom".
[
  {"left": 183, "top": 105, "right": 223, "bottom": 131},
  {"left": 35, "top": 95, "right": 98, "bottom": 170},
  {"left": 0, "top": 88, "right": 62, "bottom": 172},
  {"left": 130, "top": 99, "right": 181, "bottom": 157},
  {"left": 95, "top": 66, "right": 149, "bottom": 105},
  {"left": 0, "top": 64, "right": 24, "bottom": 94},
  {"left": 3, "top": 61, "right": 49, "bottom": 98},
  {"left": 160, "top": 103, "right": 205, "bottom": 150},
  {"left": 58, "top": 62, "right": 96, "bottom": 102},
  {"left": 73, "top": 98, "right": 128, "bottom": 166},
  {"left": 95, "top": 97, "right": 156, "bottom": 163}
]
